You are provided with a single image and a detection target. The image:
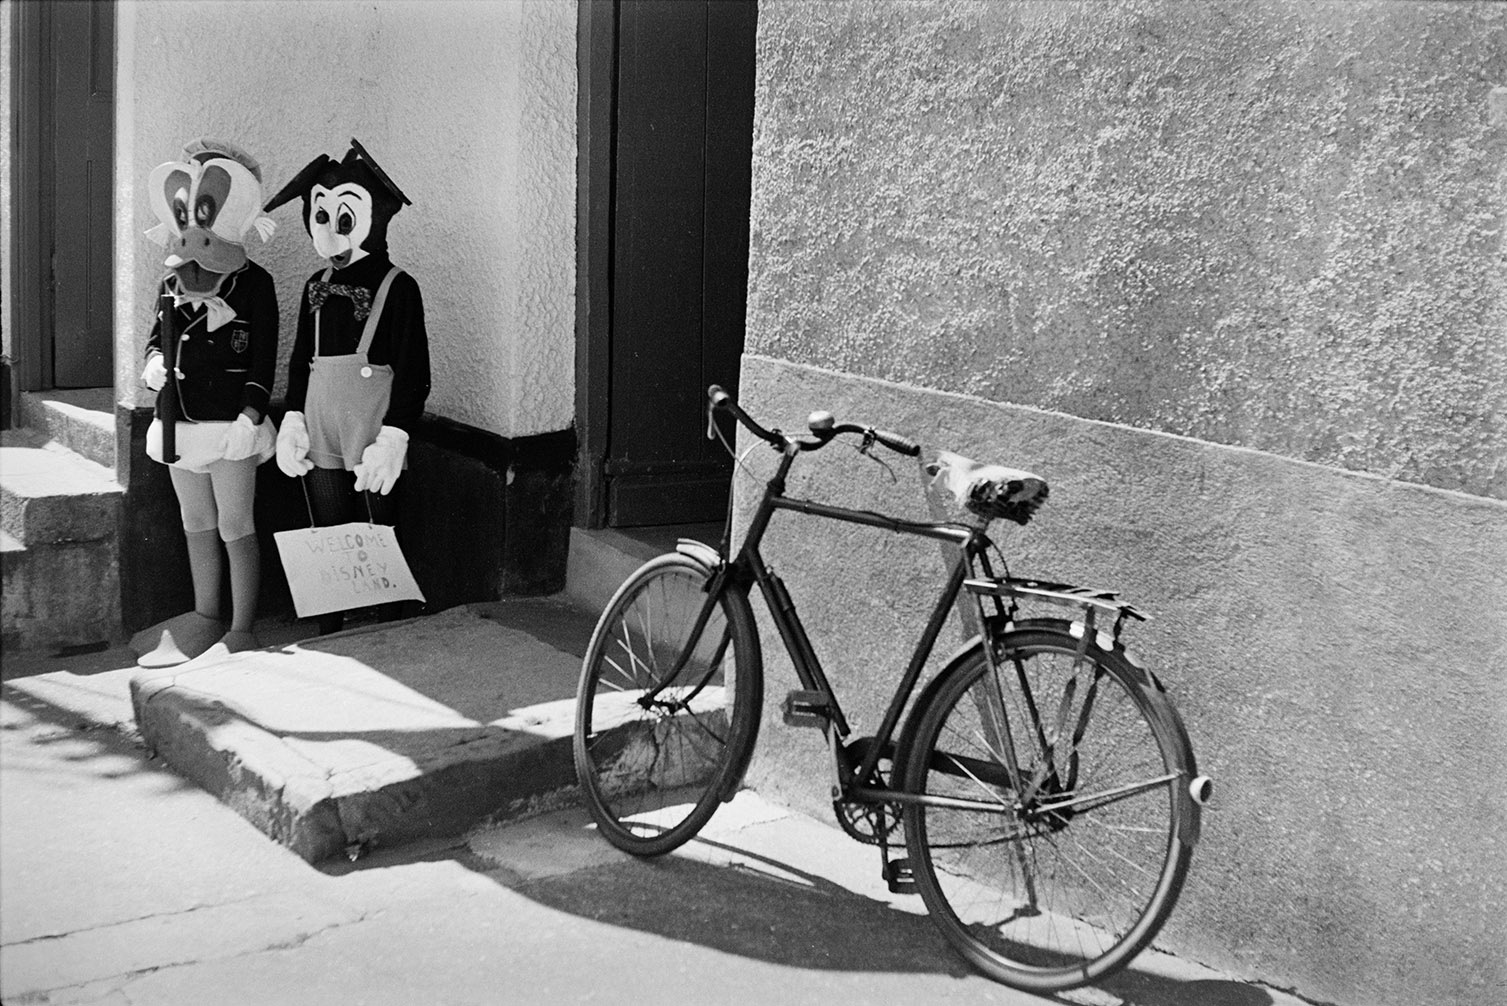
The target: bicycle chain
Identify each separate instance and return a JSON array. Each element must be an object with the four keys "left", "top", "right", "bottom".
[{"left": 832, "top": 798, "right": 903, "bottom": 845}]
